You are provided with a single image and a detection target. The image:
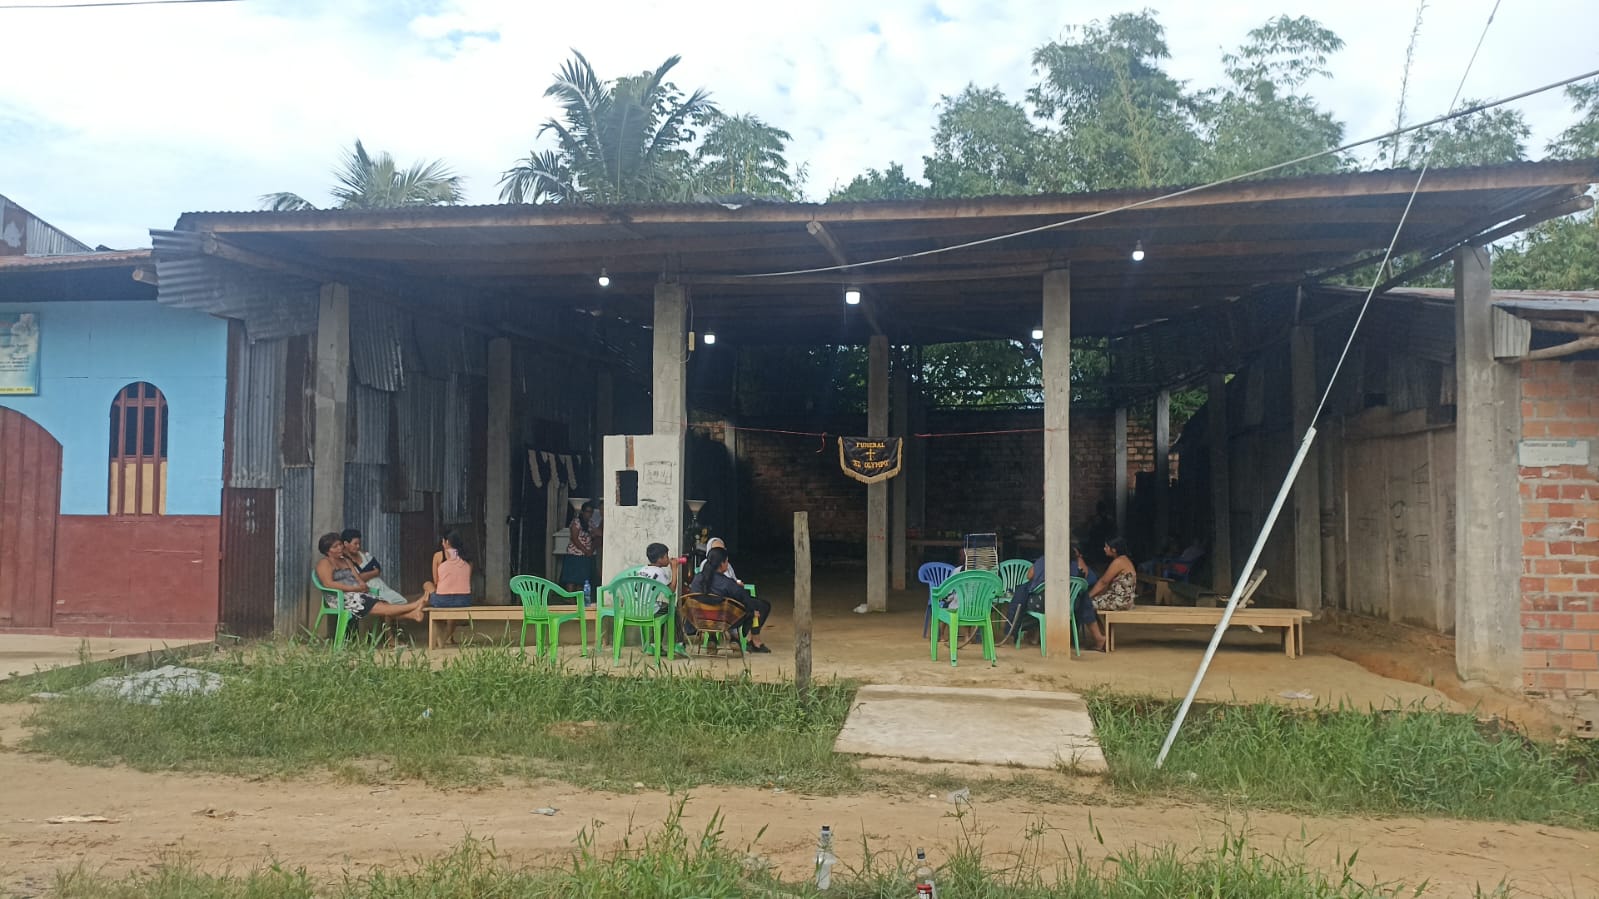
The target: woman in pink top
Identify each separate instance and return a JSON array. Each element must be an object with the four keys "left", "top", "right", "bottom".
[{"left": 430, "top": 530, "right": 475, "bottom": 645}]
